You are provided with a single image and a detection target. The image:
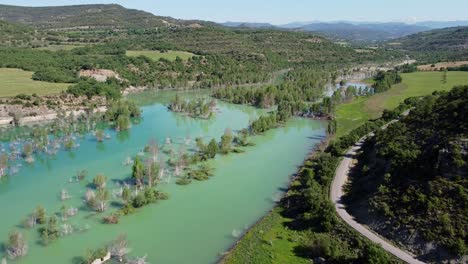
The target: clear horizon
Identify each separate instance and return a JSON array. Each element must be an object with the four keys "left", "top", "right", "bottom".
[{"left": 0, "top": 0, "right": 467, "bottom": 24}]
